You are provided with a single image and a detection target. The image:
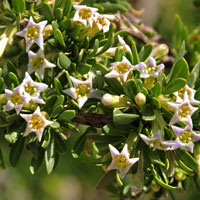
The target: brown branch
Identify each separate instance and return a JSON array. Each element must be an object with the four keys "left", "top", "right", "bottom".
[{"left": 72, "top": 112, "right": 113, "bottom": 128}]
